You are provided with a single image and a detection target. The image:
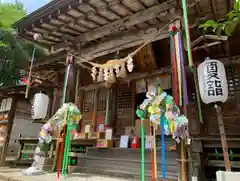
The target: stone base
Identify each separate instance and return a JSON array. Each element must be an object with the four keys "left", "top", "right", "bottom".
[
  {"left": 216, "top": 171, "right": 240, "bottom": 181},
  {"left": 22, "top": 166, "right": 44, "bottom": 176}
]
